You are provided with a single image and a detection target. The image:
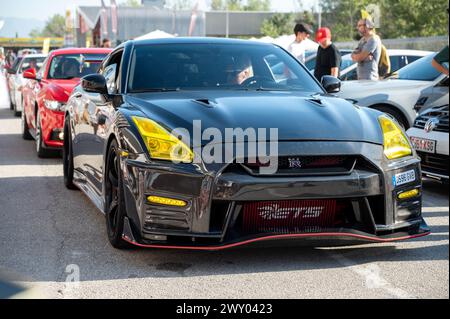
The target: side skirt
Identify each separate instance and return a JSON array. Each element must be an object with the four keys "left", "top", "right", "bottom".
[{"left": 73, "top": 170, "right": 105, "bottom": 214}]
